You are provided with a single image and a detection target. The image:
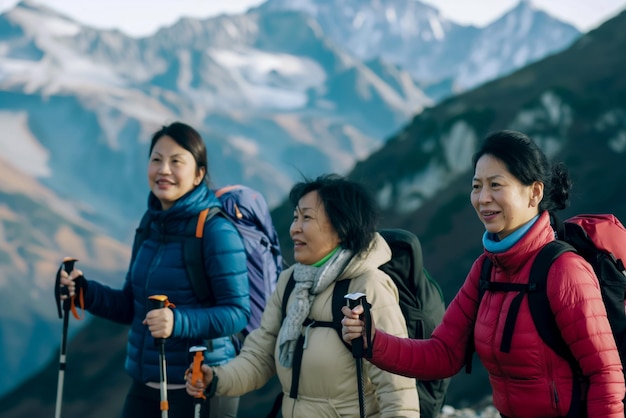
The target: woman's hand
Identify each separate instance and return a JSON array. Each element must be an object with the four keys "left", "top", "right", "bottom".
[
  {"left": 341, "top": 305, "right": 375, "bottom": 348},
  {"left": 185, "top": 364, "right": 213, "bottom": 397},
  {"left": 58, "top": 268, "right": 83, "bottom": 299},
  {"left": 143, "top": 307, "right": 174, "bottom": 339}
]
